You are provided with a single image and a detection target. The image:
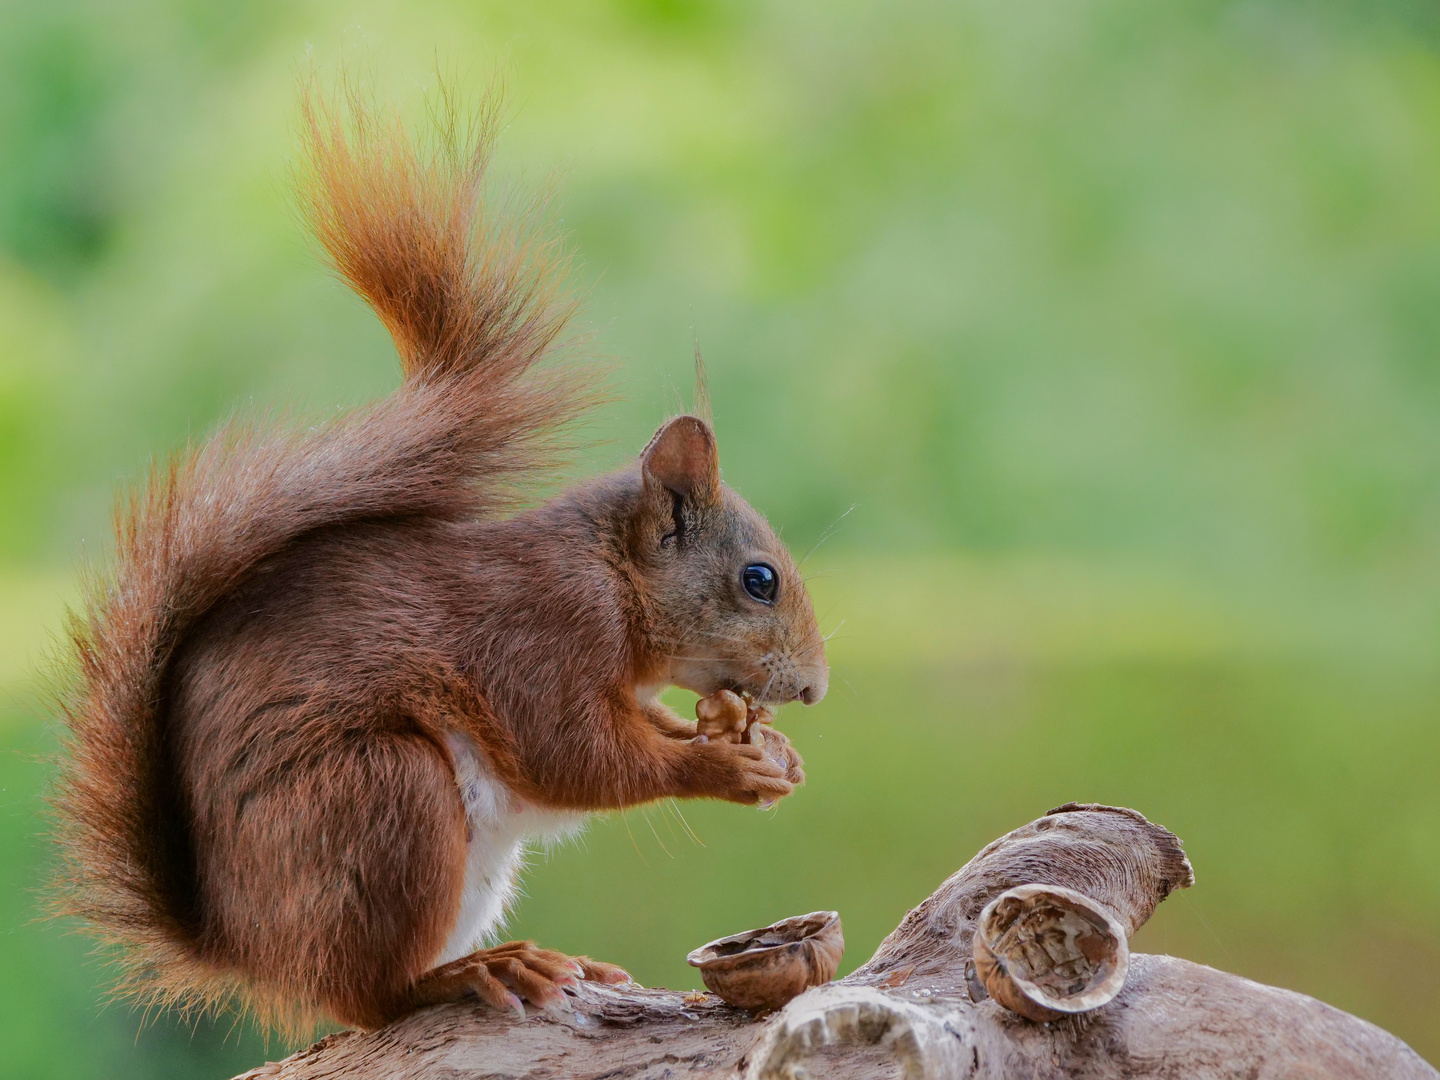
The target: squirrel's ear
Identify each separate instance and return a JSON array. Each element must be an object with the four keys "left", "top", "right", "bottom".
[{"left": 641, "top": 416, "right": 720, "bottom": 504}]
